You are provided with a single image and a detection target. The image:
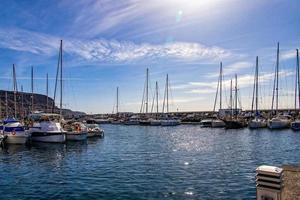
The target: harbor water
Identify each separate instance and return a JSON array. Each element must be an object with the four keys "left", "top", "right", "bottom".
[{"left": 1, "top": 125, "right": 300, "bottom": 199}]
